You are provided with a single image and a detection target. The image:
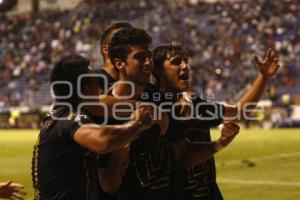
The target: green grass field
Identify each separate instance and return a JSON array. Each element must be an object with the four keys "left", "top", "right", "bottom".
[{"left": 0, "top": 128, "right": 299, "bottom": 200}]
